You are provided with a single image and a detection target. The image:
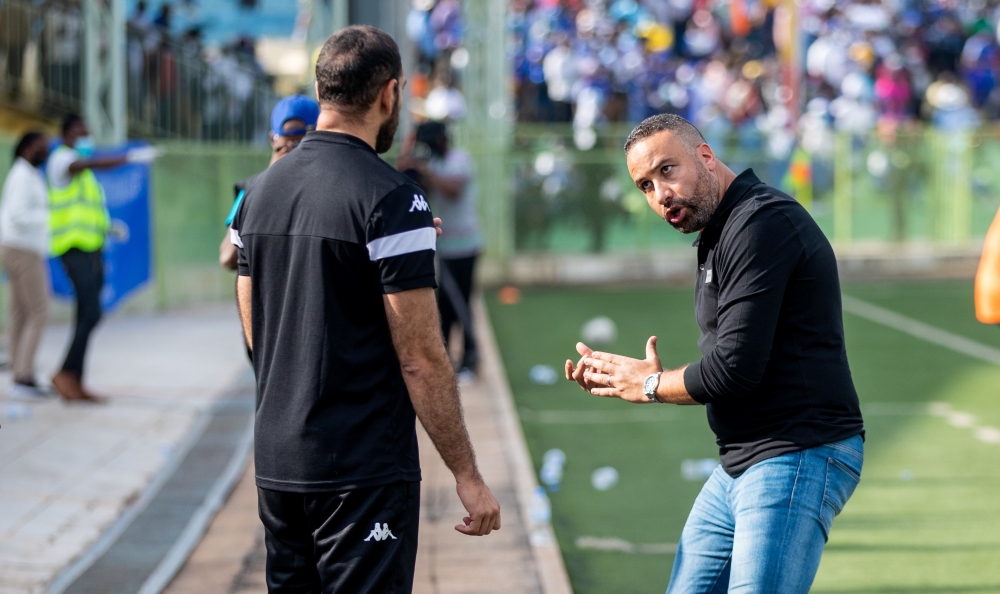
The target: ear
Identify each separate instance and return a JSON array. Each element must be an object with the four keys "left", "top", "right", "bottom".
[
  {"left": 314, "top": 81, "right": 320, "bottom": 102},
  {"left": 380, "top": 79, "right": 398, "bottom": 115},
  {"left": 697, "top": 142, "right": 717, "bottom": 172}
]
